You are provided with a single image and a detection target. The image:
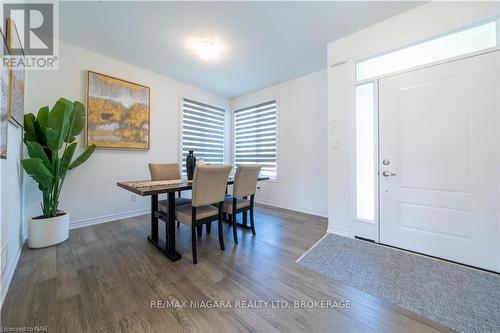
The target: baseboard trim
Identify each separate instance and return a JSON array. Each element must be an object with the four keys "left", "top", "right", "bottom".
[
  {"left": 1, "top": 239, "right": 24, "bottom": 308},
  {"left": 71, "top": 200, "right": 326, "bottom": 231},
  {"left": 70, "top": 208, "right": 150, "bottom": 230},
  {"left": 255, "top": 198, "right": 328, "bottom": 218},
  {"left": 327, "top": 225, "right": 353, "bottom": 238}
]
